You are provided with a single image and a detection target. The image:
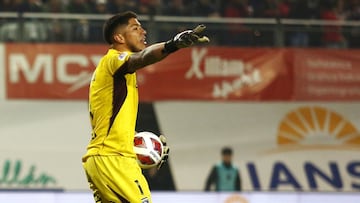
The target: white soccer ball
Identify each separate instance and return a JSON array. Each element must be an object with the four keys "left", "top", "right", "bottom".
[{"left": 134, "top": 131, "right": 164, "bottom": 169}]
